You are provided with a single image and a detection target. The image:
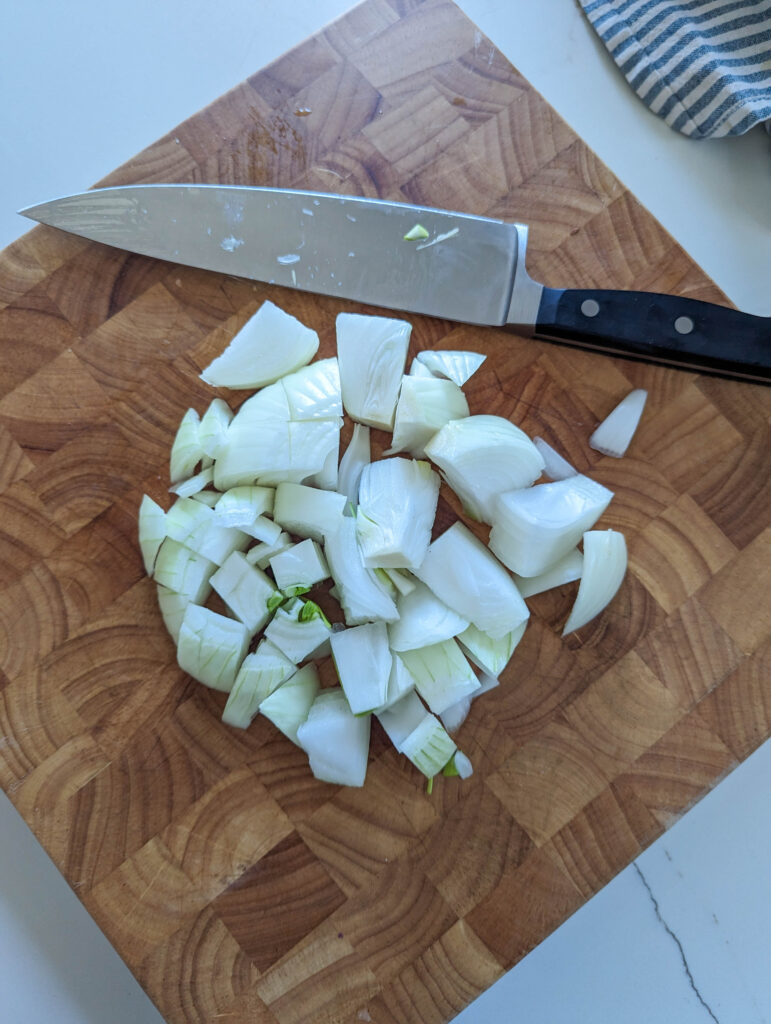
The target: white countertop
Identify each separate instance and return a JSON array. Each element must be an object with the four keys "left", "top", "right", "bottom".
[{"left": 2, "top": 2, "right": 770, "bottom": 1022}]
